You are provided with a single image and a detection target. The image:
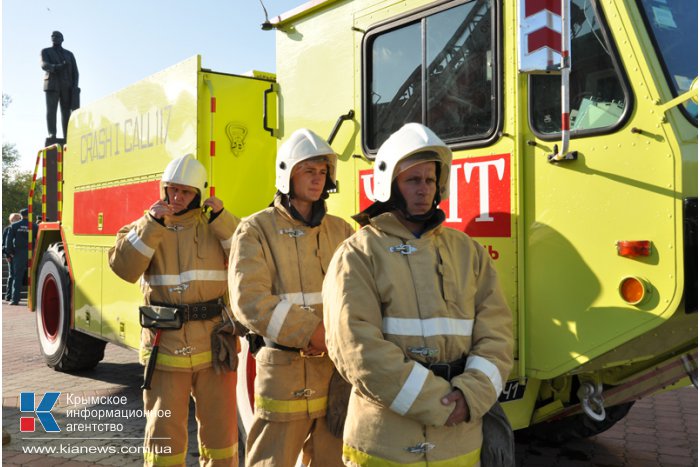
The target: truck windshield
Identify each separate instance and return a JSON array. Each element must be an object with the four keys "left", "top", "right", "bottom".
[{"left": 638, "top": 0, "right": 698, "bottom": 124}]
